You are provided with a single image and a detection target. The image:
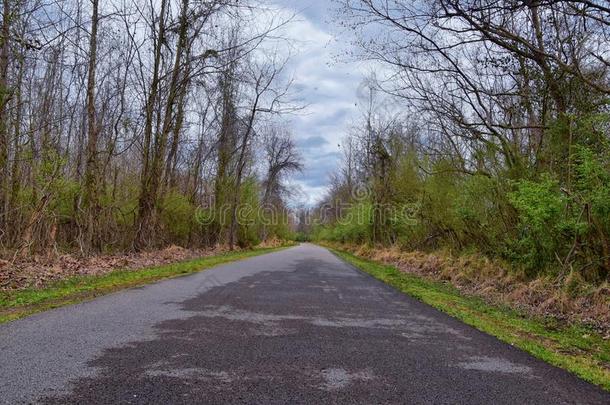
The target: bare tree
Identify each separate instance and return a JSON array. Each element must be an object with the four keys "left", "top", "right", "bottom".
[
  {"left": 82, "top": 0, "right": 100, "bottom": 252},
  {"left": 259, "top": 124, "right": 302, "bottom": 241},
  {"left": 0, "top": 0, "right": 302, "bottom": 258}
]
